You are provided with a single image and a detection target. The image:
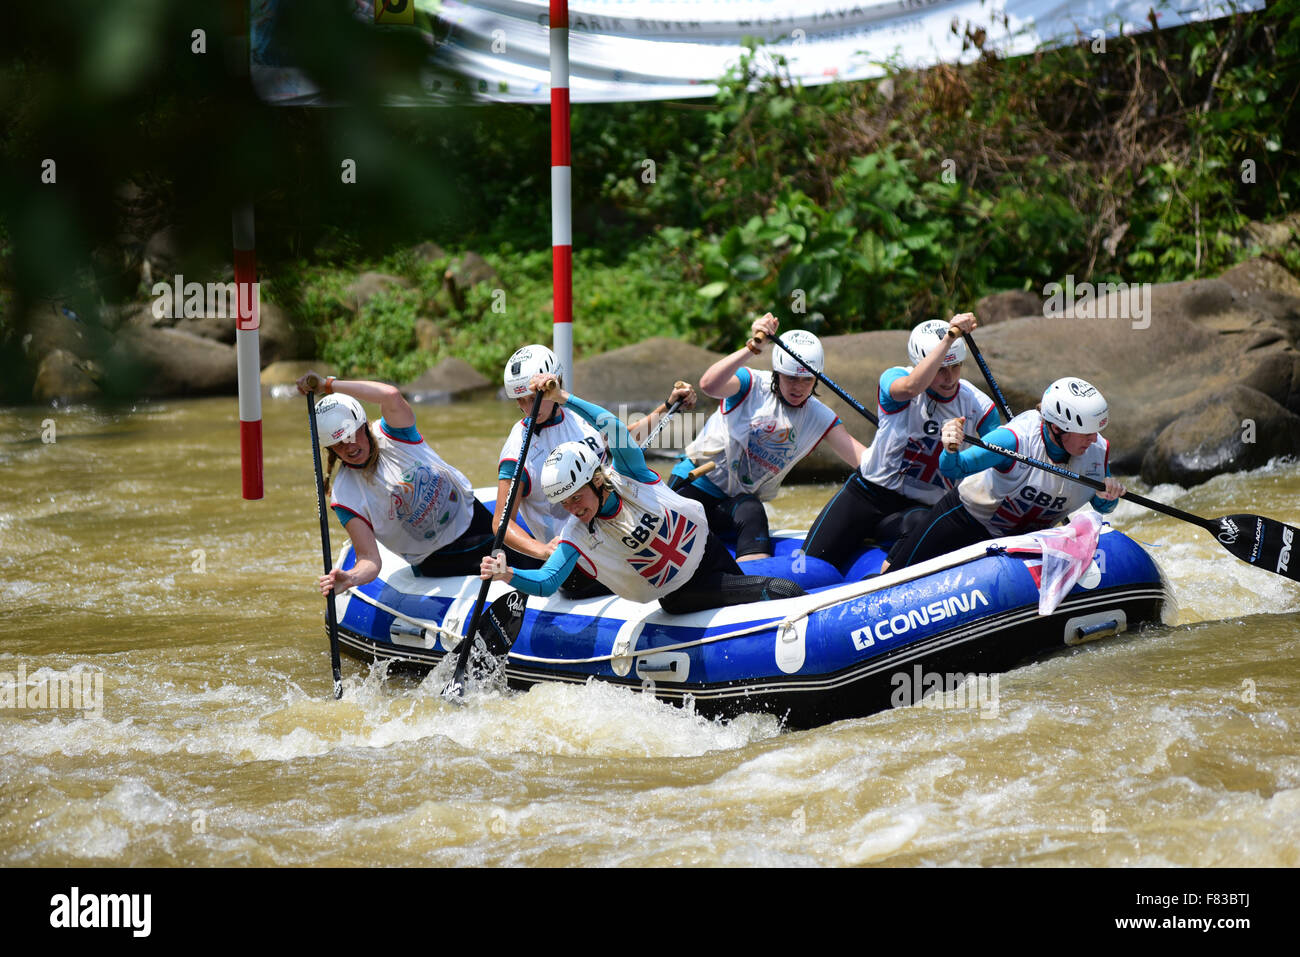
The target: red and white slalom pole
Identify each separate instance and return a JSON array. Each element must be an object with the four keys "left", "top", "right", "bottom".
[
  {"left": 550, "top": 0, "right": 573, "bottom": 388},
  {"left": 233, "top": 202, "right": 263, "bottom": 500}
]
